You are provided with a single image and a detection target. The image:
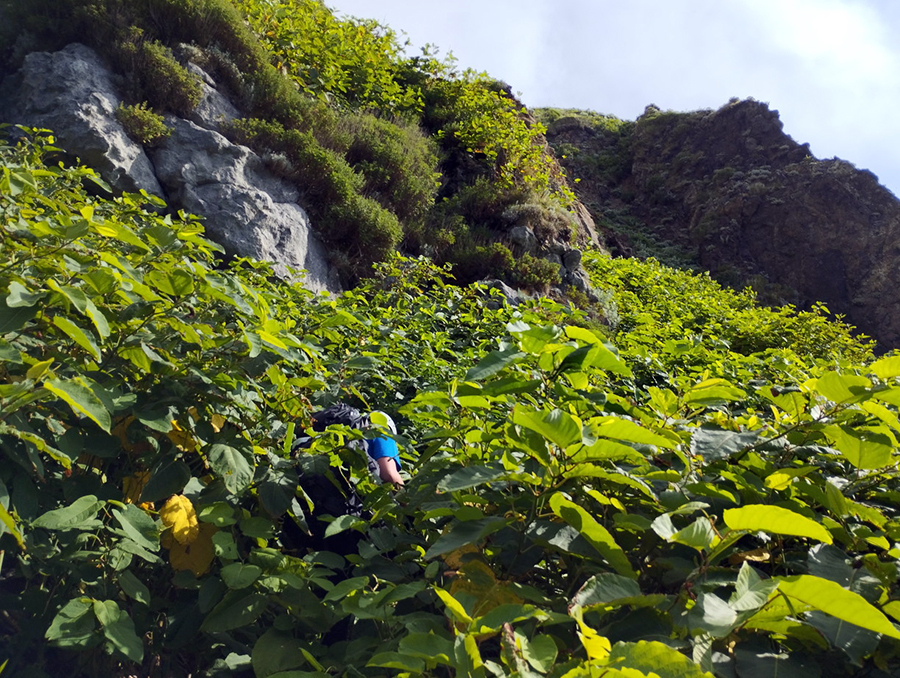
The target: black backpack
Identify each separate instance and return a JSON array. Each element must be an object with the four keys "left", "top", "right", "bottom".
[{"left": 281, "top": 404, "right": 377, "bottom": 556}]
